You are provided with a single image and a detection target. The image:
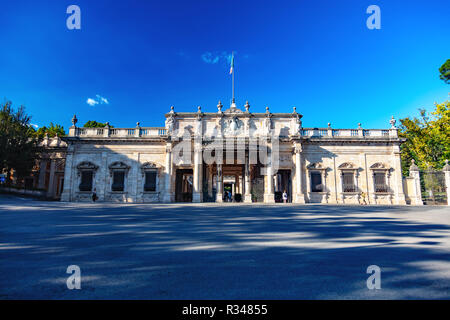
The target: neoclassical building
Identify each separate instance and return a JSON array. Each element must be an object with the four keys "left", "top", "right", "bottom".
[{"left": 60, "top": 101, "right": 407, "bottom": 204}]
